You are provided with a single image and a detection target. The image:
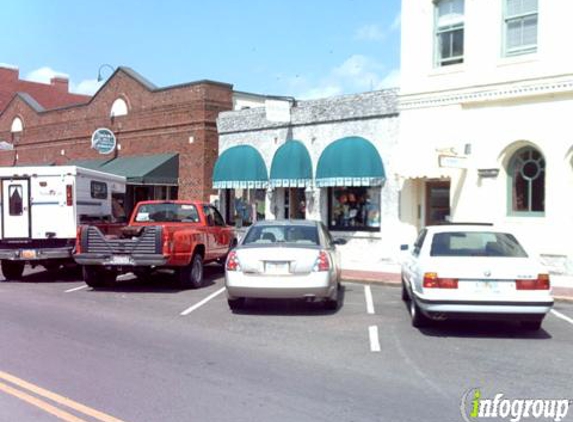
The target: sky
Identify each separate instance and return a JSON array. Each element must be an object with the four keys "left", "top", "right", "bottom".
[{"left": 3, "top": 0, "right": 401, "bottom": 100}]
